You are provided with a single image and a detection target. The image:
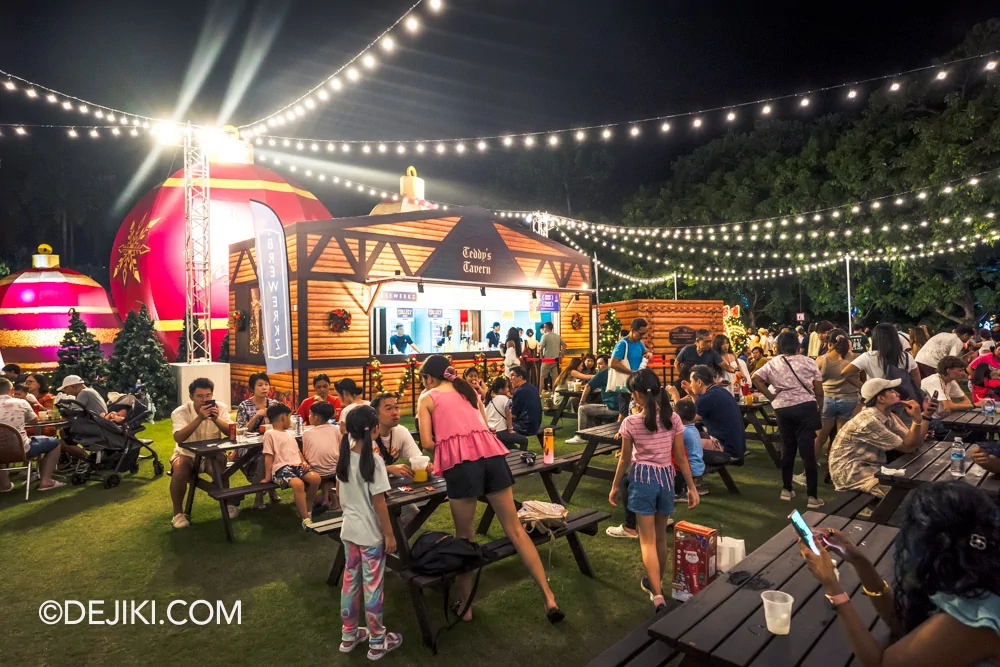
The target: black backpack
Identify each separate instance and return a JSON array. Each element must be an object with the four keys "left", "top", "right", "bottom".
[{"left": 409, "top": 532, "right": 488, "bottom": 653}]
